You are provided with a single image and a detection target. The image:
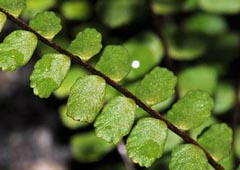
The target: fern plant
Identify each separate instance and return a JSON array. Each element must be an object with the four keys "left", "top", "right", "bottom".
[{"left": 0, "top": 0, "right": 239, "bottom": 170}]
